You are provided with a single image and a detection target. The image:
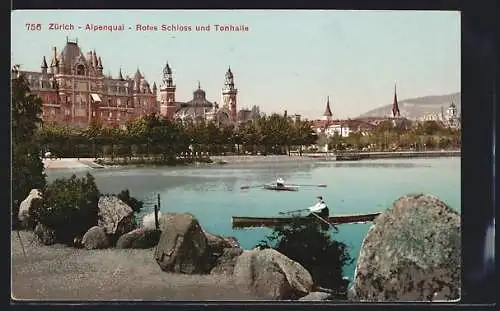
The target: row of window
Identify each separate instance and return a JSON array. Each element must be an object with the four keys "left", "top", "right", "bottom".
[
  {"left": 40, "top": 95, "right": 156, "bottom": 109},
  {"left": 41, "top": 107, "right": 147, "bottom": 120}
]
